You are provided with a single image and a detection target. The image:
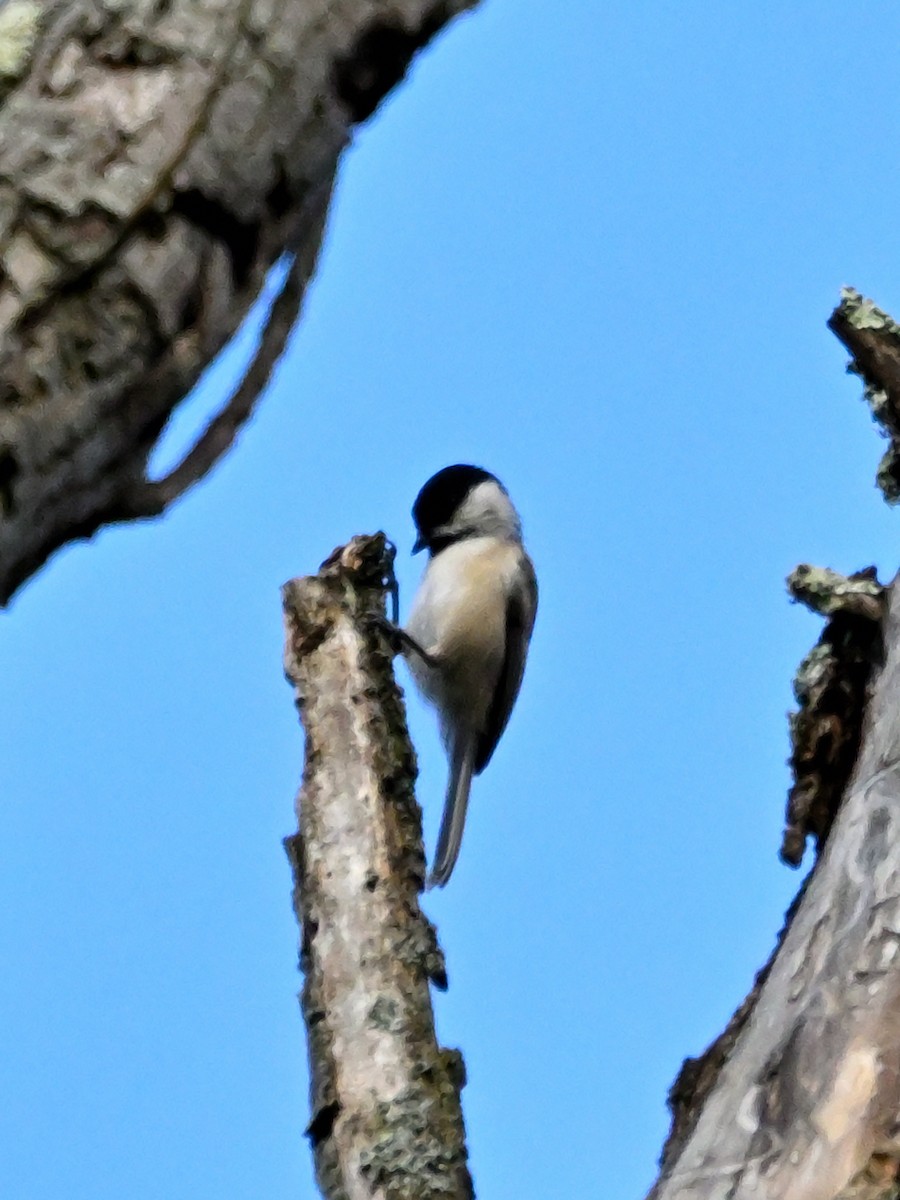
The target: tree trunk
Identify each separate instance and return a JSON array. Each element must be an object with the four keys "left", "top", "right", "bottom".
[
  {"left": 648, "top": 290, "right": 900, "bottom": 1200},
  {"left": 0, "top": 0, "right": 476, "bottom": 606},
  {"left": 283, "top": 534, "right": 472, "bottom": 1200}
]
